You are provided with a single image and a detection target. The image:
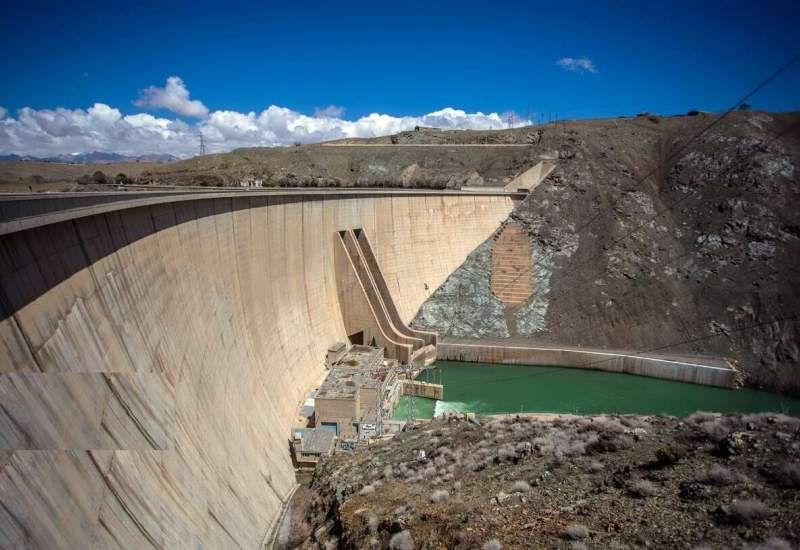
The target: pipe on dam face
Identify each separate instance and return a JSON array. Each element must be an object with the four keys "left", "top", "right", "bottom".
[{"left": 0, "top": 191, "right": 513, "bottom": 548}]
